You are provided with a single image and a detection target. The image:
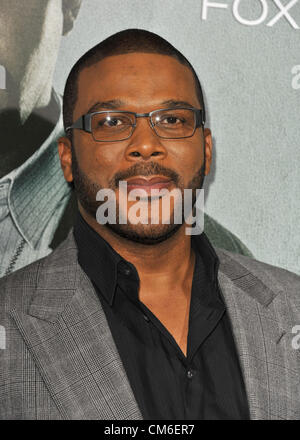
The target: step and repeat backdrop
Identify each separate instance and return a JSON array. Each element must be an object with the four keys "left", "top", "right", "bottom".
[{"left": 0, "top": 0, "right": 299, "bottom": 276}]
